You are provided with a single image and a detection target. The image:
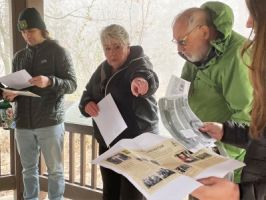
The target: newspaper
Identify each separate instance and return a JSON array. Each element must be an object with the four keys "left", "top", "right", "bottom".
[
  {"left": 93, "top": 133, "right": 244, "bottom": 200},
  {"left": 159, "top": 75, "right": 216, "bottom": 152}
]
